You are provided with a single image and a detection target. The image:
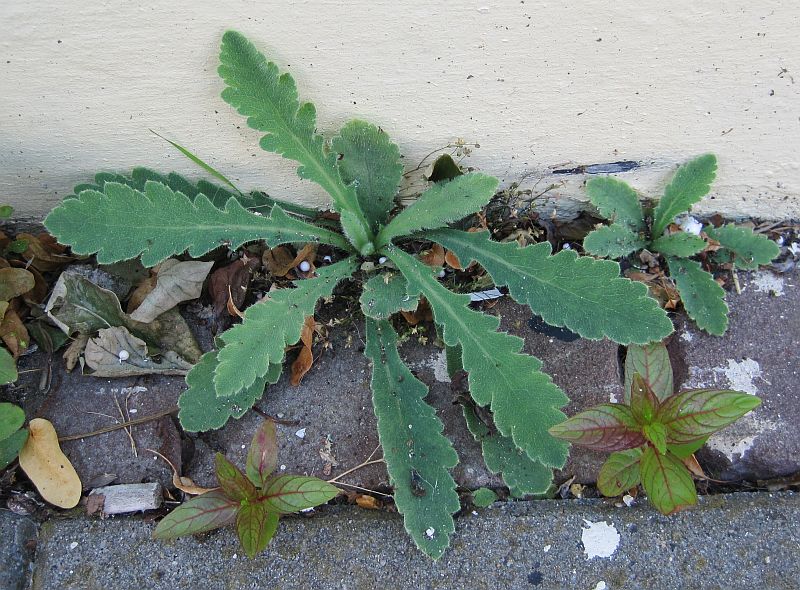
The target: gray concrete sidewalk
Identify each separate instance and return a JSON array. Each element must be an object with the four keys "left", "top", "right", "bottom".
[{"left": 30, "top": 491, "right": 799, "bottom": 590}]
